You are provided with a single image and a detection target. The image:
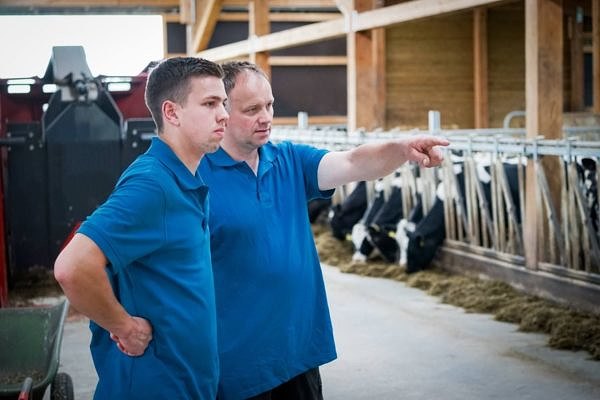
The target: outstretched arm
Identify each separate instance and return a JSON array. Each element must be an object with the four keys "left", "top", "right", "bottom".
[
  {"left": 54, "top": 233, "right": 153, "bottom": 356},
  {"left": 317, "top": 135, "right": 449, "bottom": 190}
]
